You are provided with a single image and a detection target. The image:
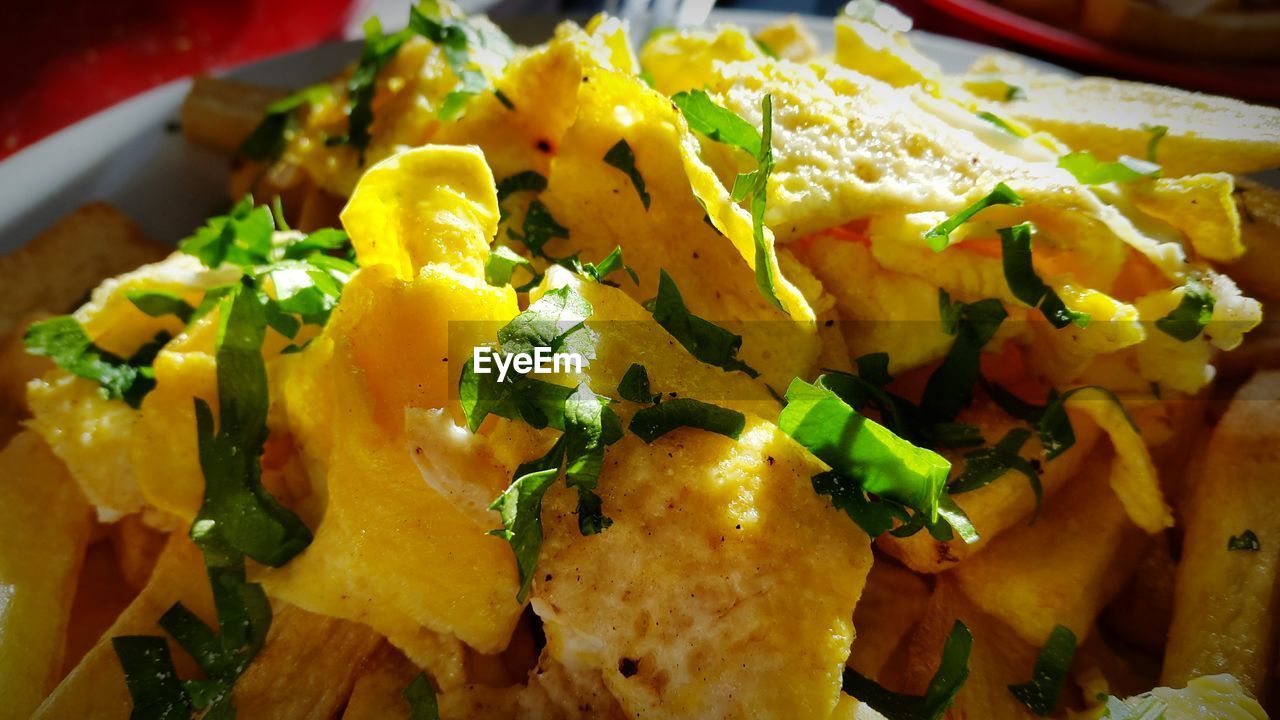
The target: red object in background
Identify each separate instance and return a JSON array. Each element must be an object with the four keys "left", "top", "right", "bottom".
[
  {"left": 0, "top": 0, "right": 355, "bottom": 161},
  {"left": 920, "top": 0, "right": 1280, "bottom": 103}
]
